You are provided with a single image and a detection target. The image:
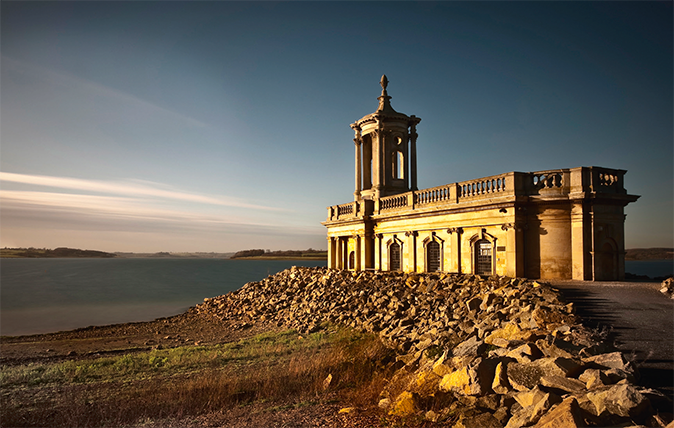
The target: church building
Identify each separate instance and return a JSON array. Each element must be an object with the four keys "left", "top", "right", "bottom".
[{"left": 323, "top": 76, "right": 639, "bottom": 280}]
